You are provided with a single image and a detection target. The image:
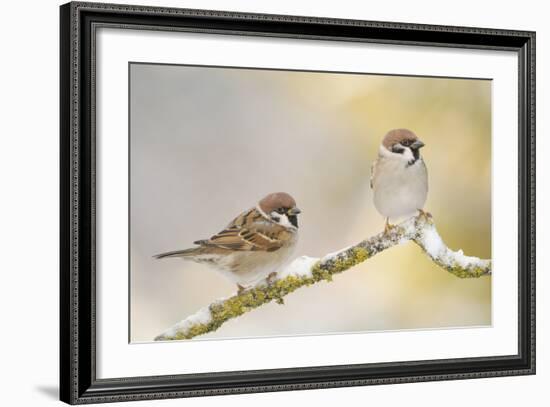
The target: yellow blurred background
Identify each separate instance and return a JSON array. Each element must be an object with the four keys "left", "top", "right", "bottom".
[{"left": 130, "top": 63, "right": 491, "bottom": 342}]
